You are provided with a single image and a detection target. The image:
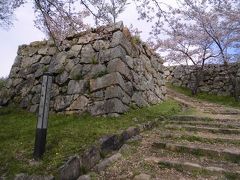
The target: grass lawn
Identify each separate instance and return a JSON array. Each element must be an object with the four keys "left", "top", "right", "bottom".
[
  {"left": 0, "top": 100, "right": 180, "bottom": 179},
  {"left": 168, "top": 84, "right": 240, "bottom": 109}
]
